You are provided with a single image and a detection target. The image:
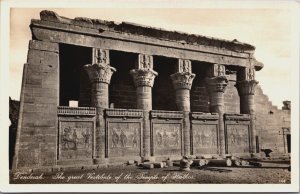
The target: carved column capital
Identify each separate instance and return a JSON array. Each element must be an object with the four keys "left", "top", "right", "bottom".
[
  {"left": 130, "top": 53, "right": 158, "bottom": 87},
  {"left": 170, "top": 72, "right": 195, "bottom": 90},
  {"left": 84, "top": 48, "right": 116, "bottom": 84},
  {"left": 84, "top": 63, "right": 116, "bottom": 84},
  {"left": 236, "top": 67, "right": 258, "bottom": 96},
  {"left": 205, "top": 76, "right": 228, "bottom": 93},
  {"left": 236, "top": 80, "right": 259, "bottom": 96},
  {"left": 130, "top": 69, "right": 158, "bottom": 87},
  {"left": 205, "top": 64, "right": 228, "bottom": 93},
  {"left": 171, "top": 59, "right": 195, "bottom": 90}
]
